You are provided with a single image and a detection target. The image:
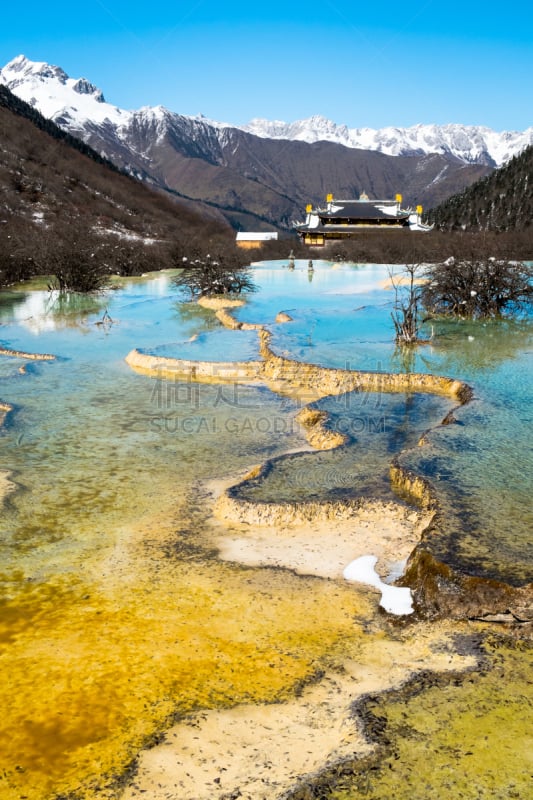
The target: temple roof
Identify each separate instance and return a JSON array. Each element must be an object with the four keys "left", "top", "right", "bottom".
[
  {"left": 318, "top": 201, "right": 409, "bottom": 221},
  {"left": 294, "top": 222, "right": 408, "bottom": 233}
]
